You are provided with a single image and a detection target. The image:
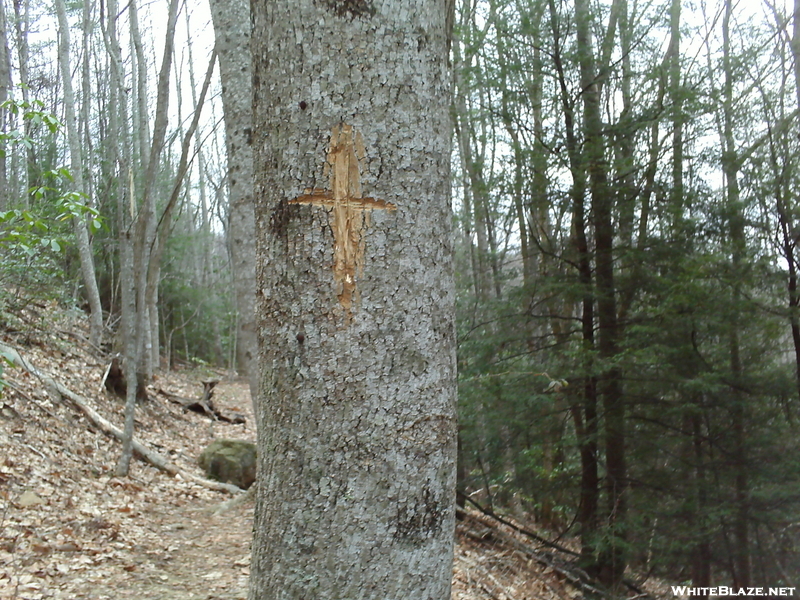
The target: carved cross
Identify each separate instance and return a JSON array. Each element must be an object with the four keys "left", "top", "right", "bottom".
[{"left": 290, "top": 123, "right": 396, "bottom": 310}]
